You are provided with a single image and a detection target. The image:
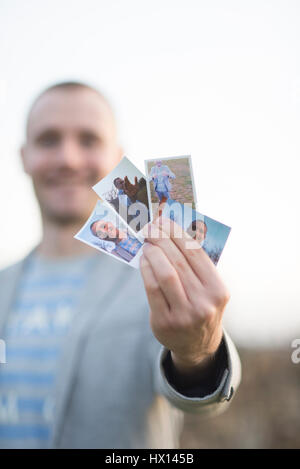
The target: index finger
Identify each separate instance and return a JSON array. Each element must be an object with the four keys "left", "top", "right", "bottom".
[{"left": 155, "top": 216, "right": 218, "bottom": 286}]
